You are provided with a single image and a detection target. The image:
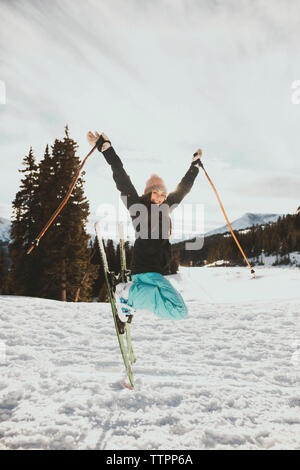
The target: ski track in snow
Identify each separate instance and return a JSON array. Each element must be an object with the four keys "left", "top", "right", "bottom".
[{"left": 0, "top": 266, "right": 299, "bottom": 450}]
